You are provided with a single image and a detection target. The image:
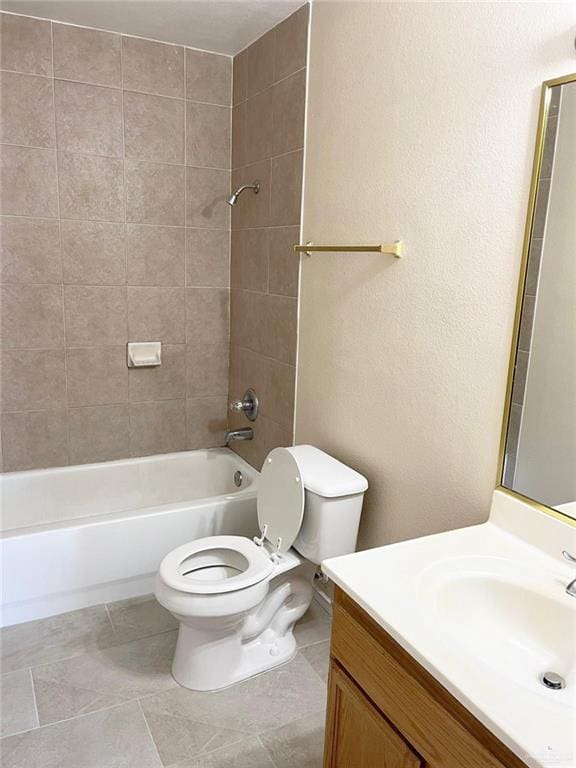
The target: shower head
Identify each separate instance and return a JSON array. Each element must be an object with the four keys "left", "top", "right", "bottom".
[{"left": 226, "top": 181, "right": 260, "bottom": 206}]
